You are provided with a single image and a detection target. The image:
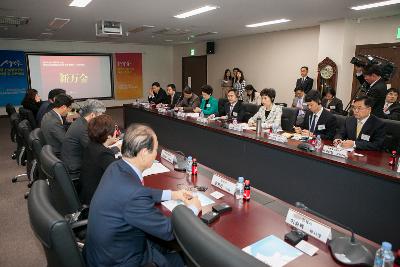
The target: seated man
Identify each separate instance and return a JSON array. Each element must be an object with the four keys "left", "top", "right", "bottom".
[
  {"left": 321, "top": 87, "right": 343, "bottom": 115},
  {"left": 36, "top": 88, "right": 66, "bottom": 126},
  {"left": 291, "top": 87, "right": 307, "bottom": 126},
  {"left": 165, "top": 84, "right": 181, "bottom": 108},
  {"left": 84, "top": 124, "right": 201, "bottom": 267},
  {"left": 148, "top": 82, "right": 167, "bottom": 104},
  {"left": 383, "top": 88, "right": 400, "bottom": 121},
  {"left": 41, "top": 94, "right": 74, "bottom": 156},
  {"left": 175, "top": 86, "right": 200, "bottom": 112},
  {"left": 219, "top": 89, "right": 245, "bottom": 122},
  {"left": 334, "top": 96, "right": 386, "bottom": 151},
  {"left": 61, "top": 99, "right": 106, "bottom": 176},
  {"left": 294, "top": 90, "right": 336, "bottom": 140}
]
